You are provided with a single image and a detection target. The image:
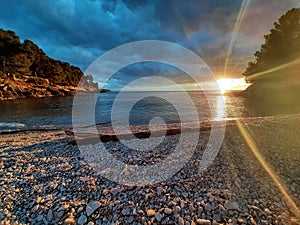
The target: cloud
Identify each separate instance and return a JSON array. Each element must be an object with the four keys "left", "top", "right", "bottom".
[
  {"left": 0, "top": 0, "right": 160, "bottom": 70},
  {"left": 0, "top": 0, "right": 299, "bottom": 89}
]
